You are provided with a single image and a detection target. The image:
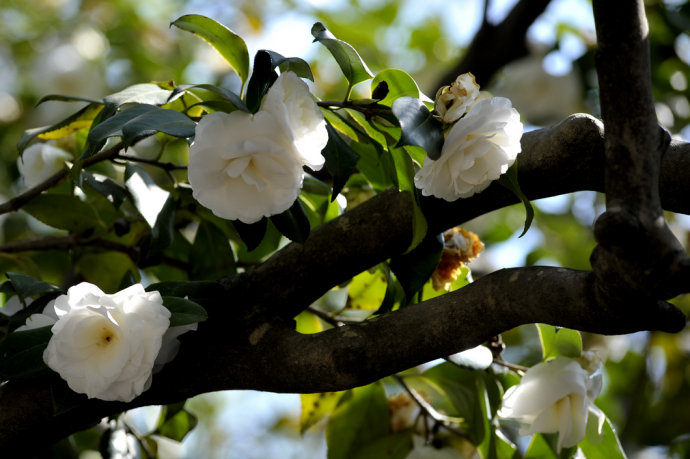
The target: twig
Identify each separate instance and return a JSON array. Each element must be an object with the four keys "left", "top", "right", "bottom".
[
  {"left": 493, "top": 359, "right": 528, "bottom": 373},
  {"left": 113, "top": 154, "right": 187, "bottom": 171}
]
